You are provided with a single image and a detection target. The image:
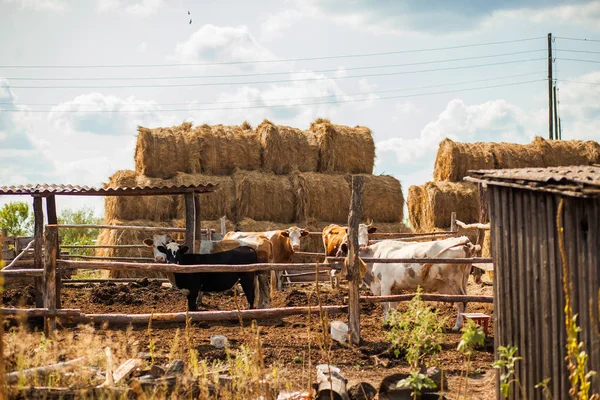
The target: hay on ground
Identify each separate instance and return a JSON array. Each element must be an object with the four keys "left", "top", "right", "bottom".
[
  {"left": 134, "top": 122, "right": 201, "bottom": 178},
  {"left": 408, "top": 181, "right": 480, "bottom": 232},
  {"left": 234, "top": 171, "right": 295, "bottom": 223},
  {"left": 172, "top": 173, "right": 236, "bottom": 220},
  {"left": 196, "top": 124, "right": 261, "bottom": 175},
  {"left": 294, "top": 172, "right": 351, "bottom": 224},
  {"left": 103, "top": 170, "right": 176, "bottom": 222},
  {"left": 352, "top": 174, "right": 404, "bottom": 222},
  {"left": 257, "top": 120, "right": 319, "bottom": 174},
  {"left": 309, "top": 118, "right": 375, "bottom": 174}
]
